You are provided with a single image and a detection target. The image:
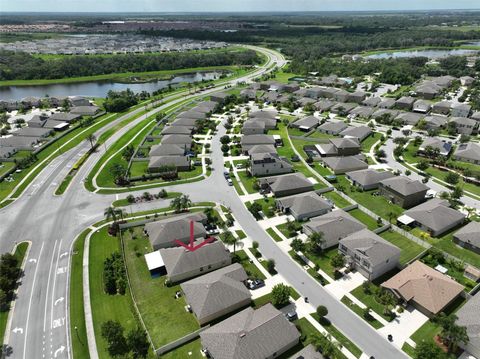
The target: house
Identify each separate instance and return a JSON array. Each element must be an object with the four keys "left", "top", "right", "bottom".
[
  {"left": 194, "top": 101, "right": 218, "bottom": 114},
  {"left": 258, "top": 173, "right": 314, "bottom": 197},
  {"left": 450, "top": 117, "right": 478, "bottom": 135},
  {"left": 306, "top": 87, "right": 325, "bottom": 99},
  {"left": 69, "top": 96, "right": 91, "bottom": 107},
  {"left": 456, "top": 291, "right": 480, "bottom": 358},
  {"left": 27, "top": 114, "right": 49, "bottom": 128},
  {"left": 177, "top": 110, "right": 206, "bottom": 120},
  {"left": 453, "top": 143, "right": 480, "bottom": 164},
  {"left": 349, "top": 106, "right": 374, "bottom": 120},
  {"left": 371, "top": 109, "right": 399, "bottom": 121},
  {"left": 453, "top": 221, "right": 480, "bottom": 255},
  {"left": 382, "top": 260, "right": 464, "bottom": 317},
  {"left": 423, "top": 115, "right": 448, "bottom": 130},
  {"left": 330, "top": 102, "right": 357, "bottom": 115},
  {"left": 412, "top": 100, "right": 432, "bottom": 114},
  {"left": 464, "top": 265, "right": 480, "bottom": 283},
  {"left": 241, "top": 135, "right": 276, "bottom": 153},
  {"left": 317, "top": 121, "right": 348, "bottom": 135},
  {"left": 460, "top": 76, "right": 475, "bottom": 86},
  {"left": 284, "top": 83, "right": 300, "bottom": 93},
  {"left": 418, "top": 137, "right": 452, "bottom": 157},
  {"left": 399, "top": 198, "right": 465, "bottom": 237},
  {"left": 240, "top": 89, "right": 257, "bottom": 101},
  {"left": 259, "top": 80, "right": 285, "bottom": 92},
  {"left": 314, "top": 138, "right": 360, "bottom": 157},
  {"left": 148, "top": 156, "right": 191, "bottom": 172},
  {"left": 170, "top": 117, "right": 198, "bottom": 128},
  {"left": 13, "top": 127, "right": 52, "bottom": 138},
  {"left": 348, "top": 91, "right": 367, "bottom": 104},
  {"left": 0, "top": 146, "right": 17, "bottom": 159},
  {"left": 472, "top": 111, "right": 480, "bottom": 121},
  {"left": 242, "top": 120, "right": 266, "bottom": 135},
  {"left": 395, "top": 112, "right": 424, "bottom": 126},
  {"left": 160, "top": 135, "right": 192, "bottom": 150},
  {"left": 451, "top": 103, "right": 471, "bottom": 118},
  {"left": 415, "top": 82, "right": 441, "bottom": 100},
  {"left": 302, "top": 209, "right": 366, "bottom": 249},
  {"left": 333, "top": 89, "right": 351, "bottom": 103},
  {"left": 432, "top": 101, "right": 452, "bottom": 115},
  {"left": 431, "top": 75, "right": 456, "bottom": 88},
  {"left": 247, "top": 144, "right": 277, "bottom": 156},
  {"left": 291, "top": 116, "right": 320, "bottom": 132},
  {"left": 322, "top": 156, "right": 368, "bottom": 174},
  {"left": 249, "top": 110, "right": 278, "bottom": 120},
  {"left": 314, "top": 99, "right": 335, "bottom": 112},
  {"left": 378, "top": 98, "right": 396, "bottom": 109},
  {"left": 160, "top": 241, "right": 231, "bottom": 283},
  {"left": 0, "top": 136, "right": 40, "bottom": 150},
  {"left": 200, "top": 303, "right": 300, "bottom": 359},
  {"left": 210, "top": 92, "right": 233, "bottom": 104},
  {"left": 339, "top": 229, "right": 401, "bottom": 280},
  {"left": 49, "top": 112, "right": 81, "bottom": 122},
  {"left": 249, "top": 153, "right": 293, "bottom": 177},
  {"left": 248, "top": 116, "right": 277, "bottom": 131},
  {"left": 362, "top": 96, "right": 381, "bottom": 107},
  {"left": 180, "top": 263, "right": 251, "bottom": 325},
  {"left": 161, "top": 125, "right": 193, "bottom": 135},
  {"left": 318, "top": 87, "right": 341, "bottom": 99},
  {"left": 70, "top": 106, "right": 100, "bottom": 116},
  {"left": 144, "top": 212, "right": 207, "bottom": 250},
  {"left": 21, "top": 96, "right": 41, "bottom": 108},
  {"left": 149, "top": 144, "right": 186, "bottom": 157},
  {"left": 276, "top": 192, "right": 332, "bottom": 221},
  {"left": 395, "top": 96, "right": 416, "bottom": 110},
  {"left": 339, "top": 125, "right": 372, "bottom": 142},
  {"left": 378, "top": 176, "right": 429, "bottom": 208},
  {"left": 289, "top": 344, "right": 325, "bottom": 359},
  {"left": 346, "top": 169, "right": 395, "bottom": 190}
]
